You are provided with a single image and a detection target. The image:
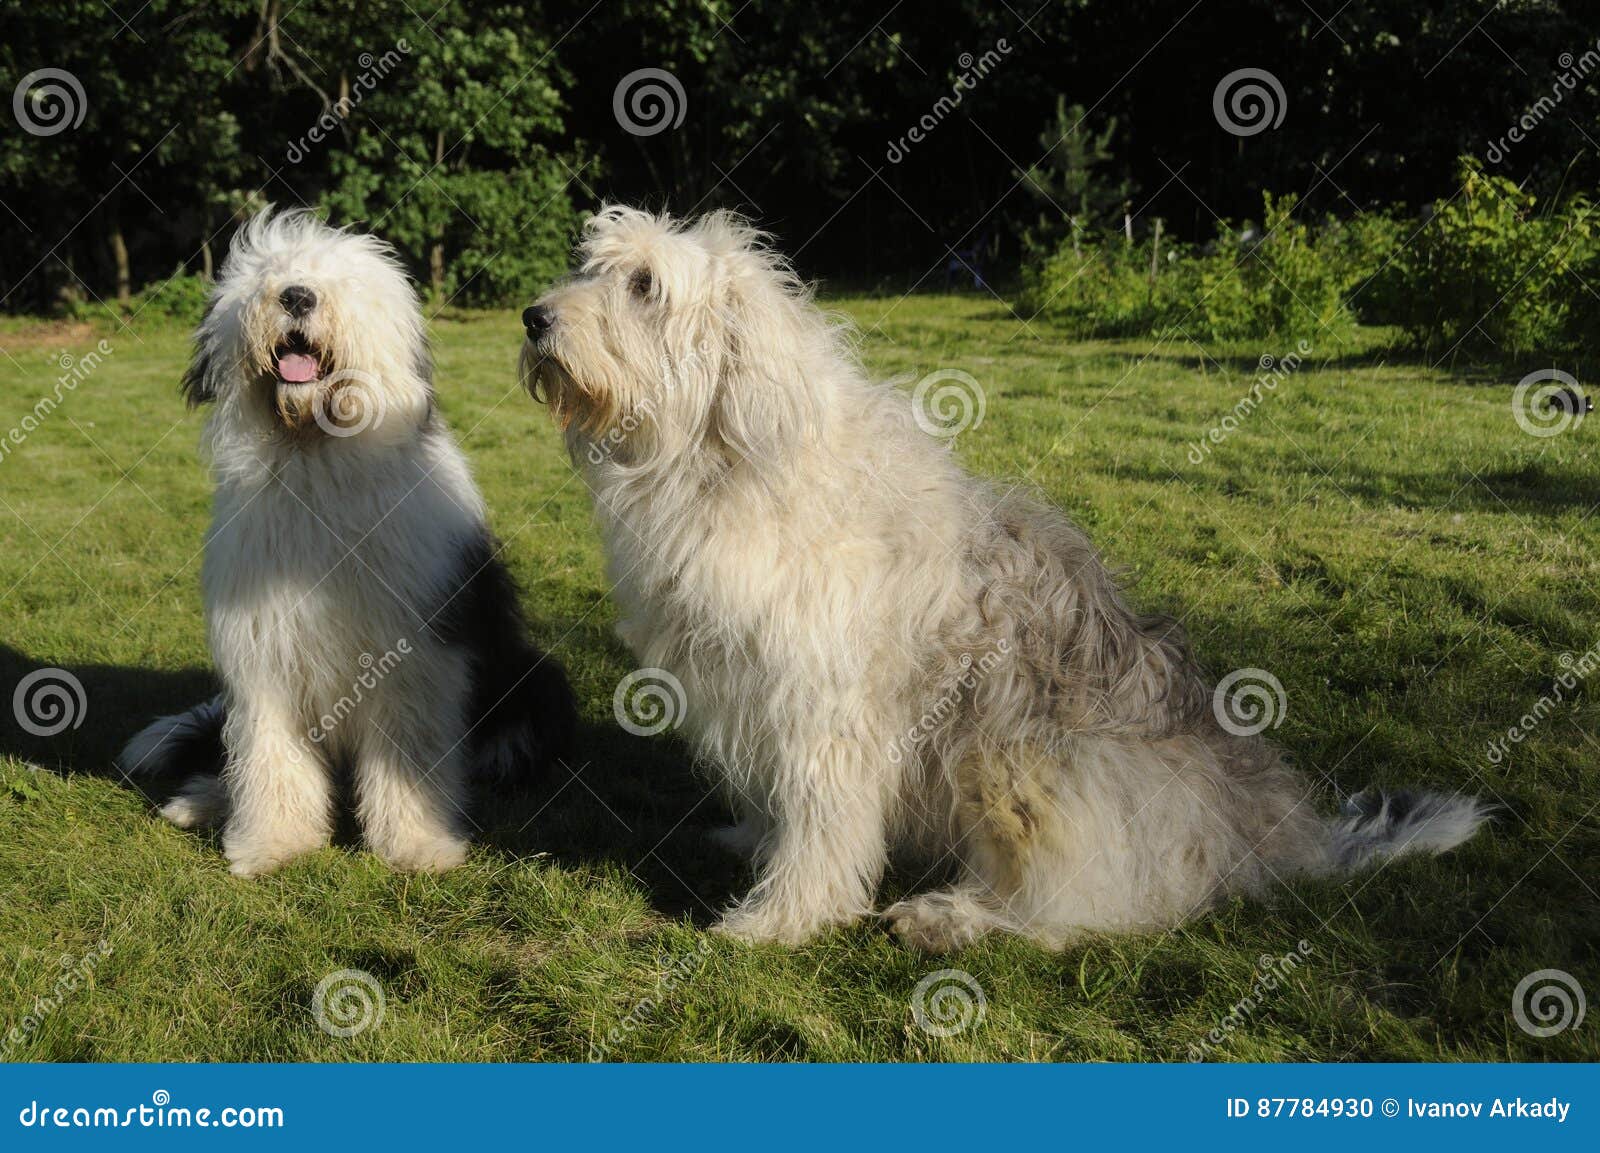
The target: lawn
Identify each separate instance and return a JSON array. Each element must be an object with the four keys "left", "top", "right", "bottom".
[{"left": 0, "top": 294, "right": 1595, "bottom": 1061}]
